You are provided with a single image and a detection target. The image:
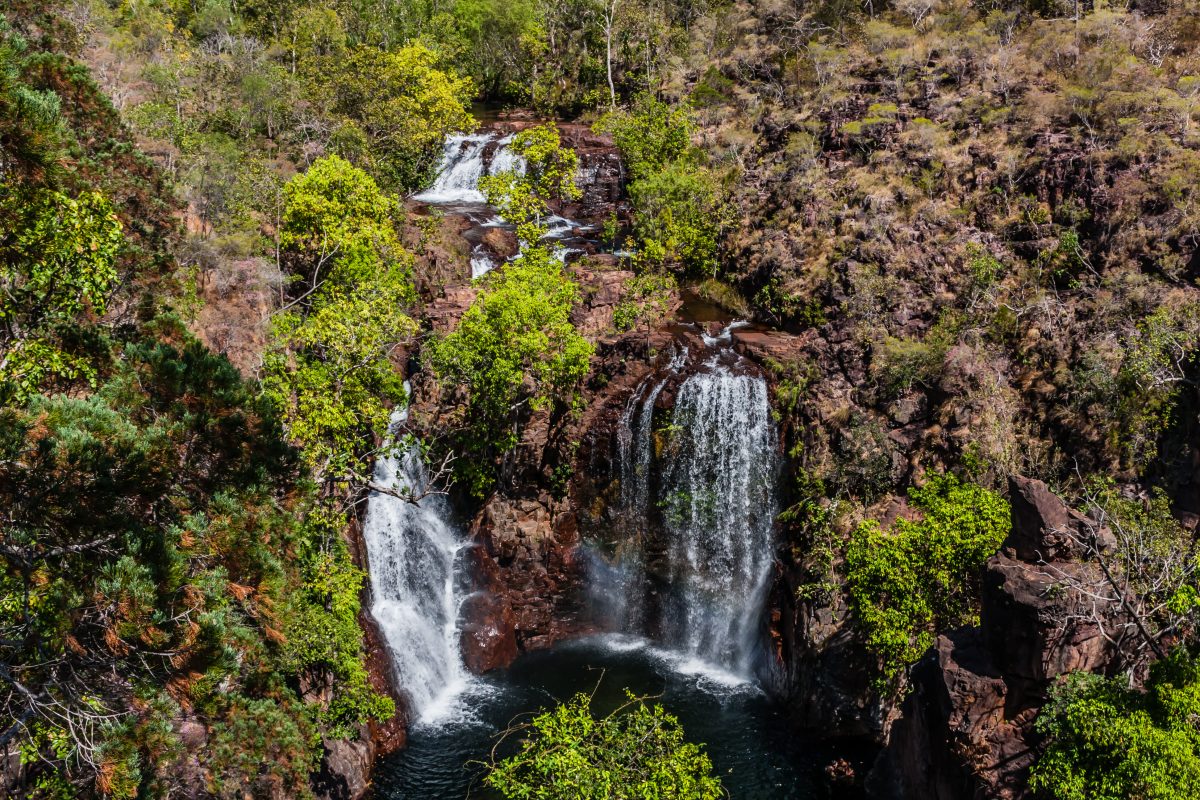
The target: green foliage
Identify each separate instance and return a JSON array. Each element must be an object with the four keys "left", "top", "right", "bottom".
[
  {"left": 429, "top": 246, "right": 593, "bottom": 496},
  {"left": 0, "top": 13, "right": 392, "bottom": 796},
  {"left": 280, "top": 518, "right": 396, "bottom": 738},
  {"left": 263, "top": 156, "right": 417, "bottom": 482},
  {"left": 872, "top": 311, "right": 962, "bottom": 398},
  {"left": 0, "top": 186, "right": 123, "bottom": 403},
  {"left": 595, "top": 94, "right": 694, "bottom": 182},
  {"left": 0, "top": 18, "right": 64, "bottom": 178},
  {"left": 613, "top": 271, "right": 678, "bottom": 331},
  {"left": 320, "top": 43, "right": 475, "bottom": 191},
  {"left": 1114, "top": 303, "right": 1200, "bottom": 465},
  {"left": 596, "top": 94, "right": 726, "bottom": 277},
  {"left": 629, "top": 162, "right": 726, "bottom": 277},
  {"left": 206, "top": 695, "right": 318, "bottom": 799},
  {"left": 480, "top": 123, "right": 581, "bottom": 242},
  {"left": 486, "top": 691, "right": 725, "bottom": 799},
  {"left": 846, "top": 473, "right": 1011, "bottom": 688},
  {"left": 1031, "top": 648, "right": 1200, "bottom": 800}
]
